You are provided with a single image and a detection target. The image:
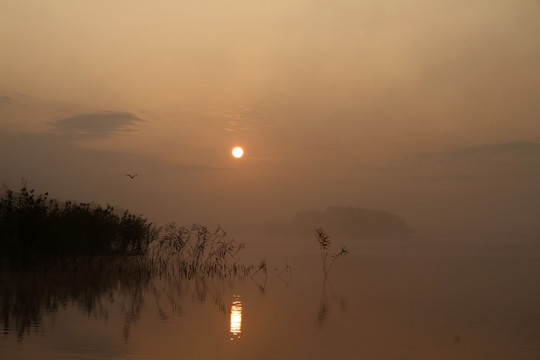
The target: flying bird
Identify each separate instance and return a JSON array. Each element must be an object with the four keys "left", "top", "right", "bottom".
[{"left": 125, "top": 173, "right": 138, "bottom": 179}]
